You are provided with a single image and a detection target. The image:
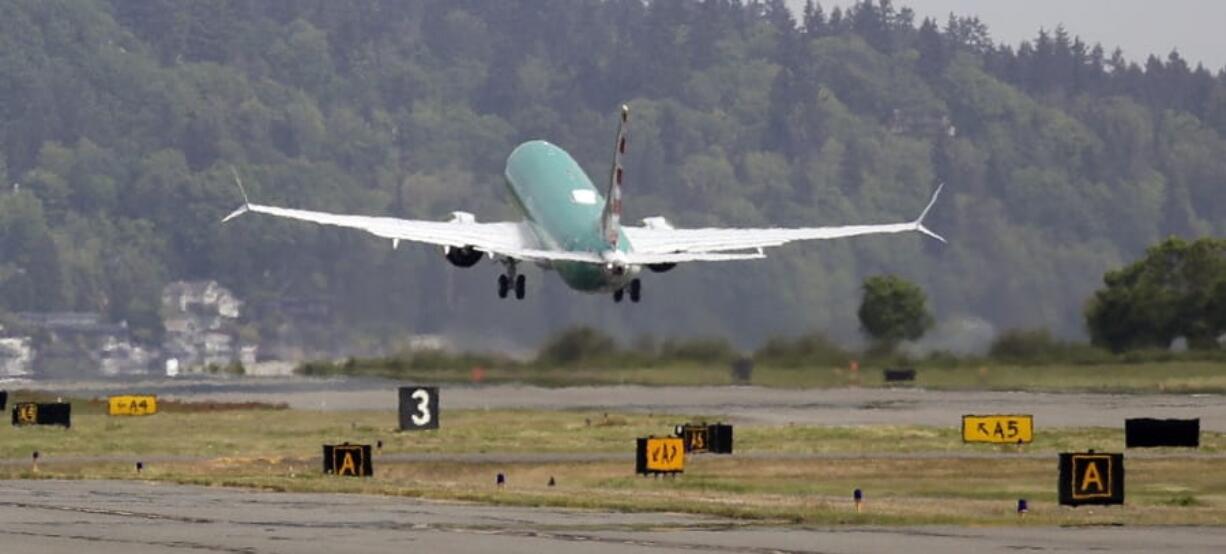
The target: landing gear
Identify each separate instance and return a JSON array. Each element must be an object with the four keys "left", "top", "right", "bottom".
[
  {"left": 497, "top": 275, "right": 509, "bottom": 299},
  {"left": 613, "top": 279, "right": 642, "bottom": 303},
  {"left": 497, "top": 260, "right": 525, "bottom": 300}
]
